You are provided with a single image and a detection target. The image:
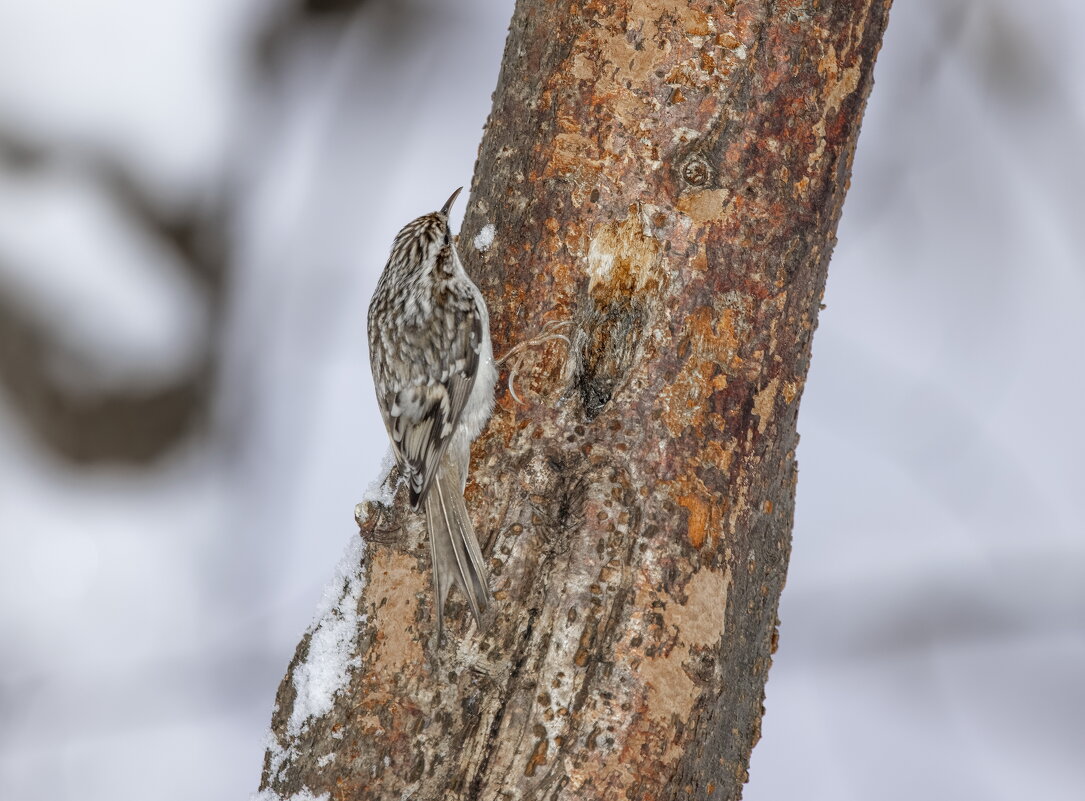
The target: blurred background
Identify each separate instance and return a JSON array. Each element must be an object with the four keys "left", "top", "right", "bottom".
[{"left": 0, "top": 1, "right": 1080, "bottom": 799}]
